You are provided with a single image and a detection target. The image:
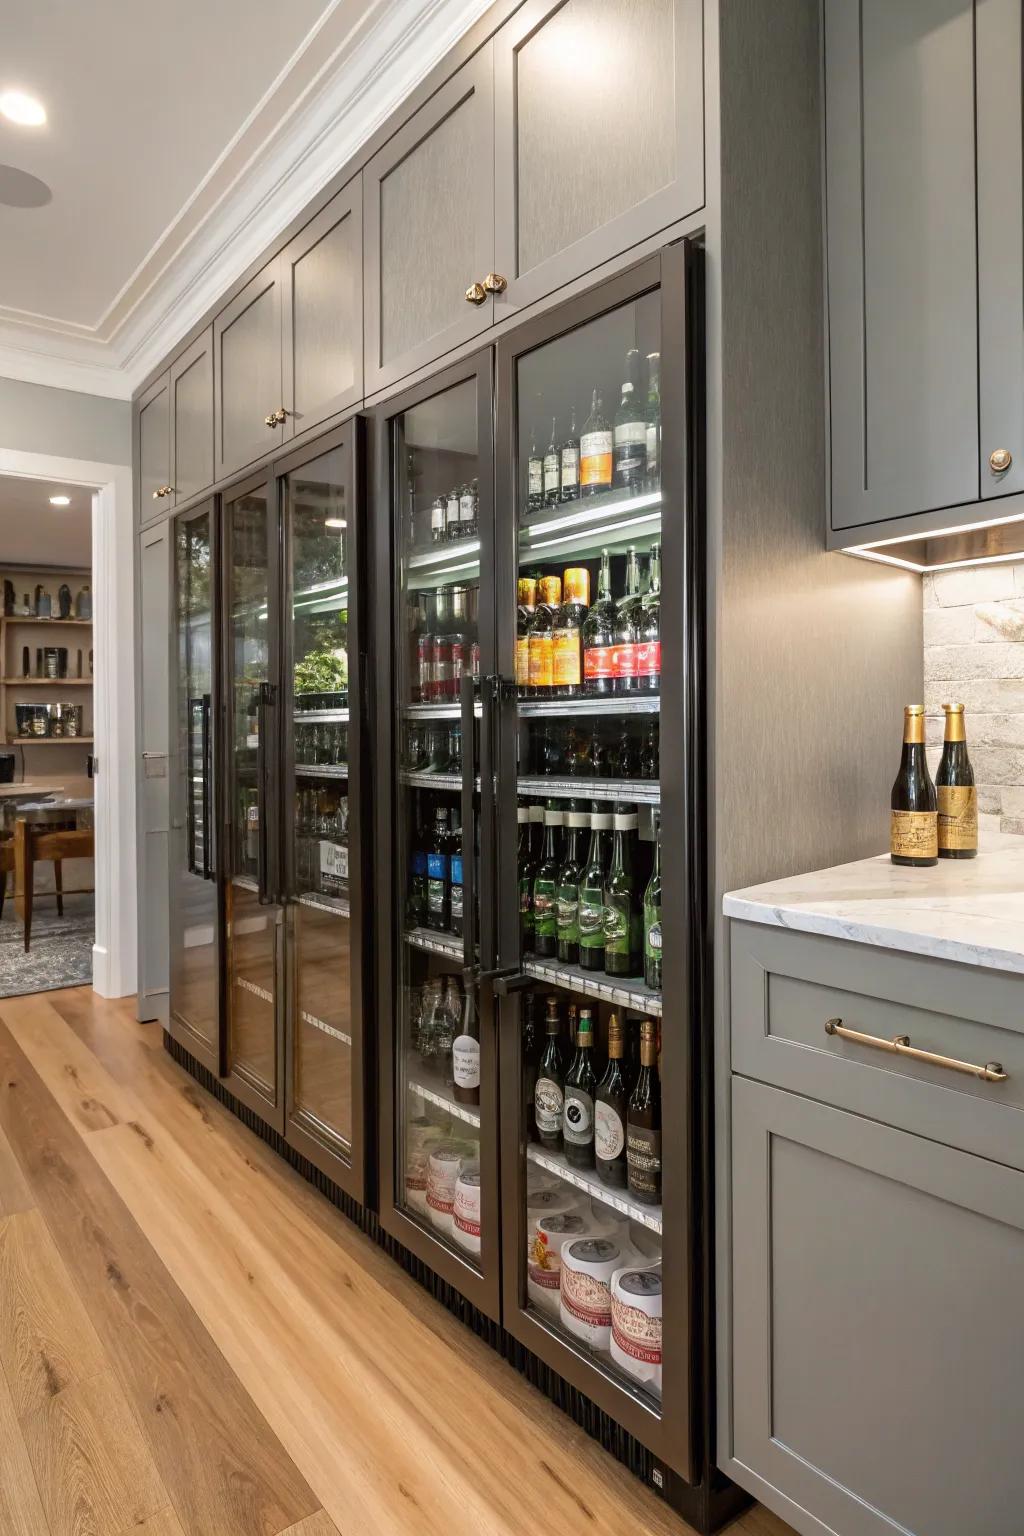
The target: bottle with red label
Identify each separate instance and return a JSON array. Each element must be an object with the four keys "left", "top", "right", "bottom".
[
  {"left": 612, "top": 546, "right": 643, "bottom": 695},
  {"left": 527, "top": 575, "right": 562, "bottom": 694},
  {"left": 582, "top": 549, "right": 616, "bottom": 697},
  {"left": 636, "top": 542, "right": 661, "bottom": 694},
  {"left": 552, "top": 567, "right": 590, "bottom": 698}
]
